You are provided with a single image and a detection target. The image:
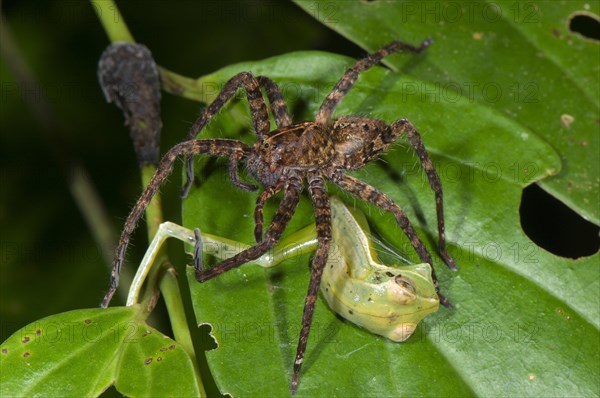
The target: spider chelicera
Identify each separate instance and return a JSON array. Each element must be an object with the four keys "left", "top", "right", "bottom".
[{"left": 101, "top": 38, "right": 457, "bottom": 393}]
